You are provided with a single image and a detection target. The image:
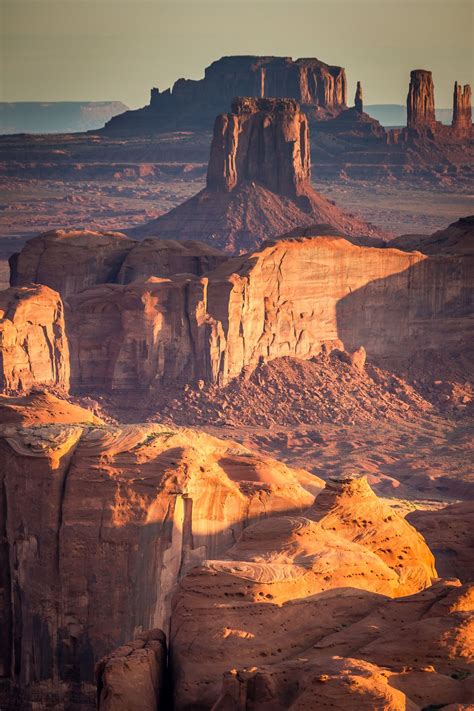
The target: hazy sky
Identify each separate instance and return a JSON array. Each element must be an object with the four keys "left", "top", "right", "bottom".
[{"left": 1, "top": 0, "right": 473, "bottom": 108}]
